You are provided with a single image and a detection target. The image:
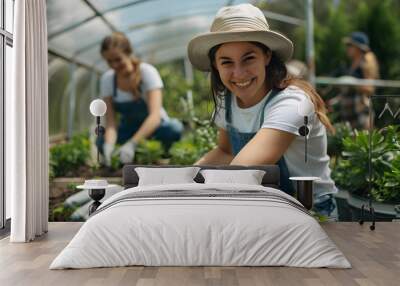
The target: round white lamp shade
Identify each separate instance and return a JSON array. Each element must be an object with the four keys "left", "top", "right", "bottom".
[
  {"left": 298, "top": 97, "right": 314, "bottom": 116},
  {"left": 90, "top": 99, "right": 107, "bottom": 116}
]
